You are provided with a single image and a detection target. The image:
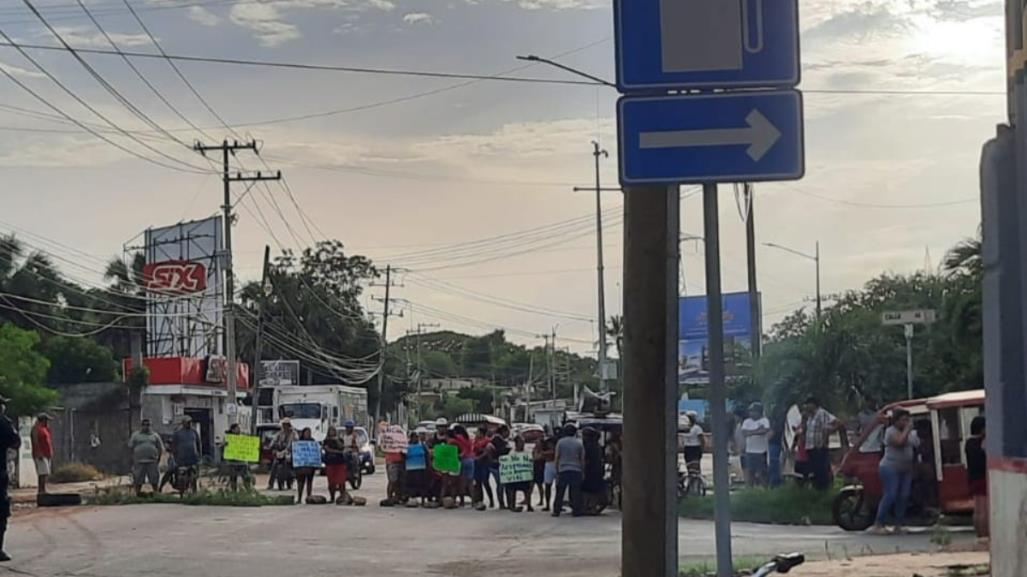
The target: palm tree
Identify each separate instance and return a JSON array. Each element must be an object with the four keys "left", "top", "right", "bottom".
[
  {"left": 0, "top": 233, "right": 64, "bottom": 327},
  {"left": 943, "top": 234, "right": 981, "bottom": 278},
  {"left": 606, "top": 315, "right": 624, "bottom": 362},
  {"left": 97, "top": 253, "right": 147, "bottom": 360}
]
